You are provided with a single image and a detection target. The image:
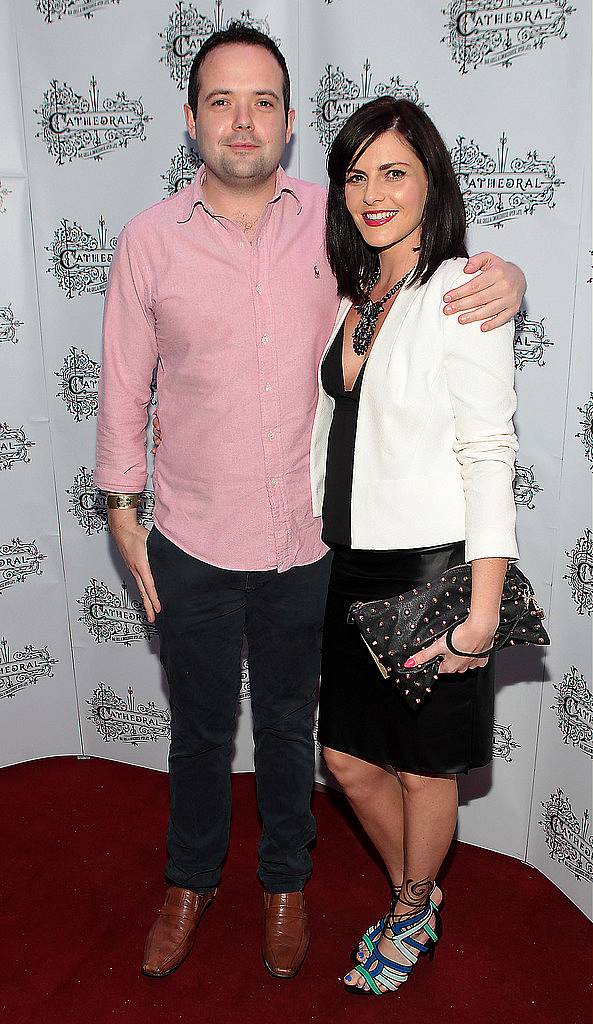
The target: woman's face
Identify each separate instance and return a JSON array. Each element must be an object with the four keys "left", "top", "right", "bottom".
[{"left": 344, "top": 129, "right": 428, "bottom": 254}]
